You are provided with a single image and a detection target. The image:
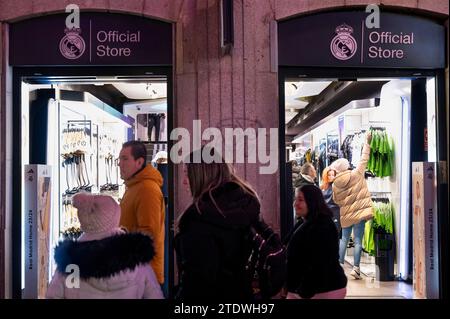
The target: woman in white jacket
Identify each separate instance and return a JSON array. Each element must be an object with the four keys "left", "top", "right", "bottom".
[
  {"left": 46, "top": 193, "right": 164, "bottom": 299},
  {"left": 331, "top": 132, "right": 373, "bottom": 280}
]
